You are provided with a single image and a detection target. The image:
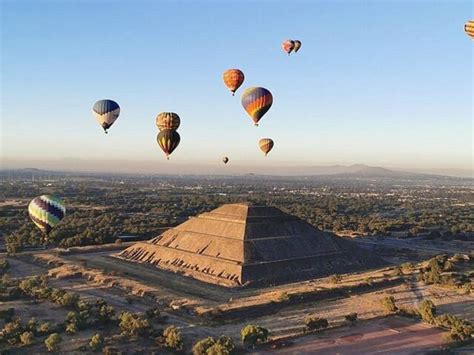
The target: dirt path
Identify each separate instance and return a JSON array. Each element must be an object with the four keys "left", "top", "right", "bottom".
[
  {"left": 4, "top": 256, "right": 48, "bottom": 278},
  {"left": 258, "top": 316, "right": 447, "bottom": 354}
]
